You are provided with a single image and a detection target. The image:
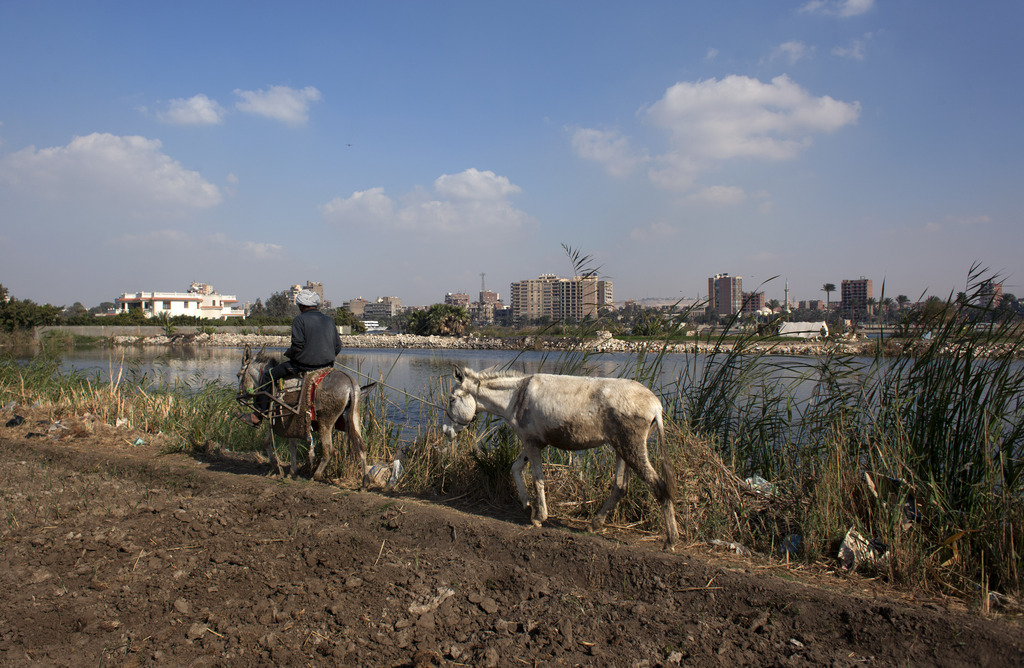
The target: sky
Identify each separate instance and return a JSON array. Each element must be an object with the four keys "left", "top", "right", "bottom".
[{"left": 1, "top": 0, "right": 1022, "bottom": 310}]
